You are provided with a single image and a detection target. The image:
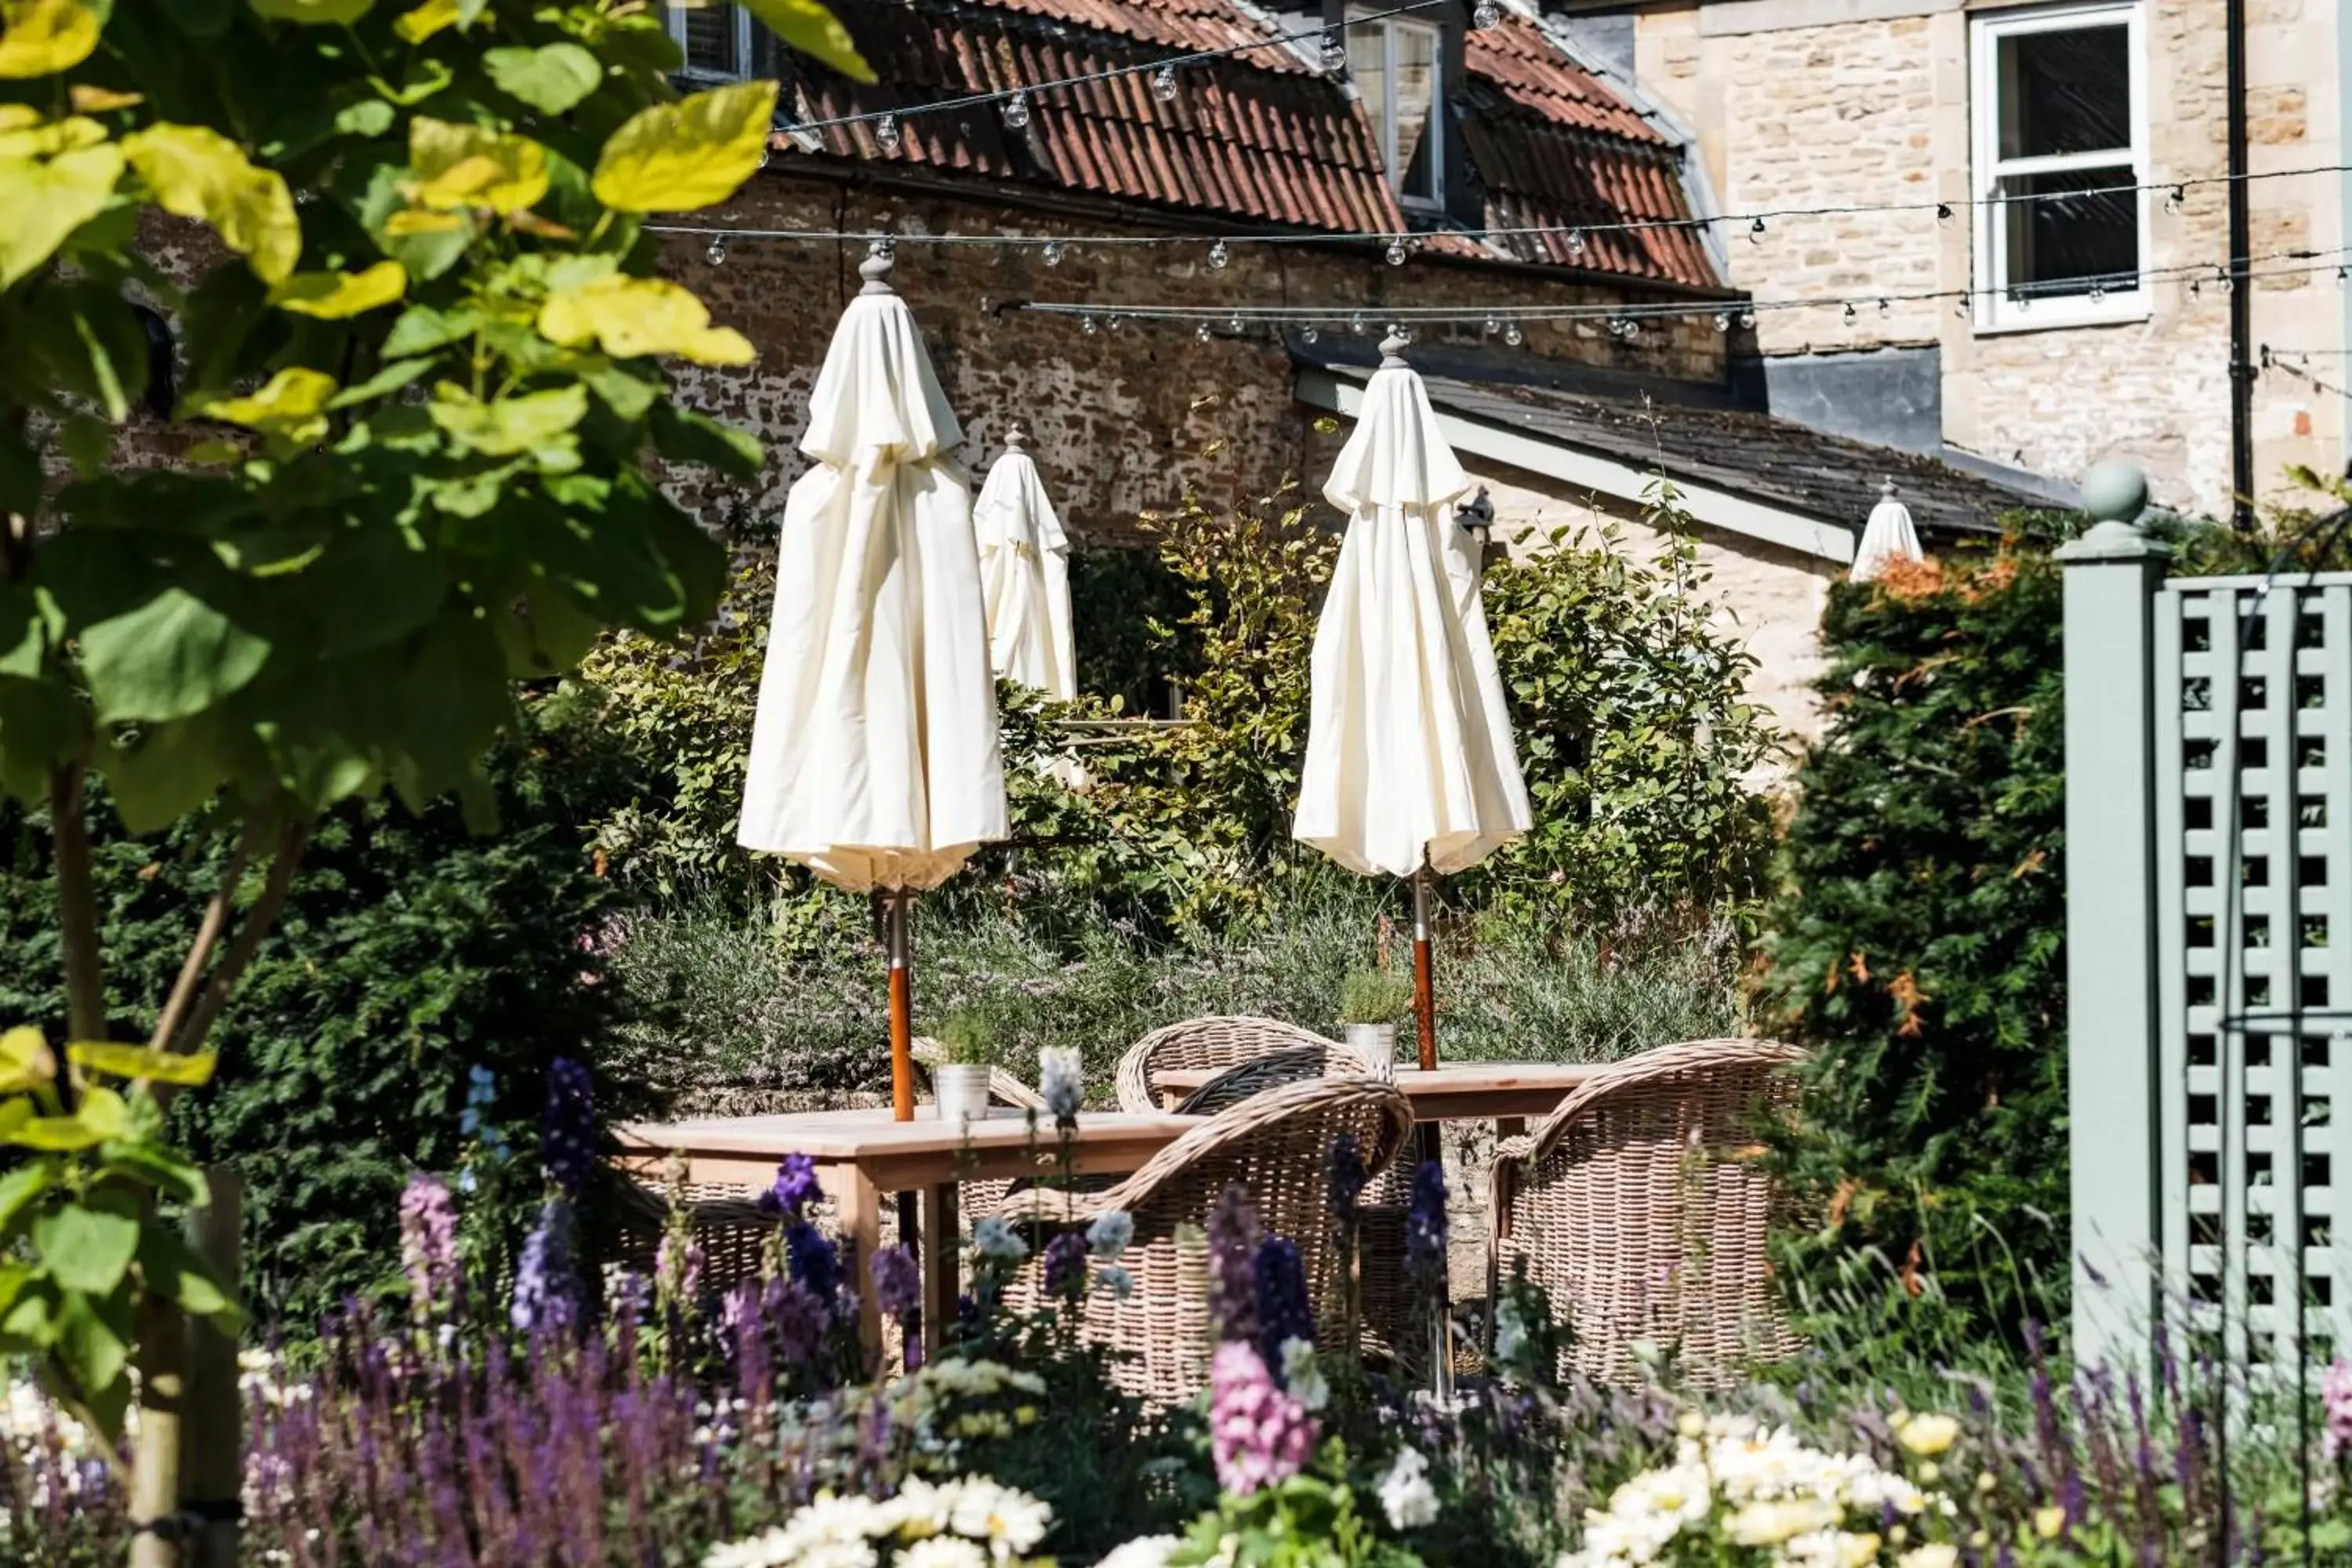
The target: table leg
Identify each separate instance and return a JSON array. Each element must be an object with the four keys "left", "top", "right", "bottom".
[
  {"left": 840, "top": 1170, "right": 884, "bottom": 1371},
  {"left": 920, "top": 1182, "right": 959, "bottom": 1362}
]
